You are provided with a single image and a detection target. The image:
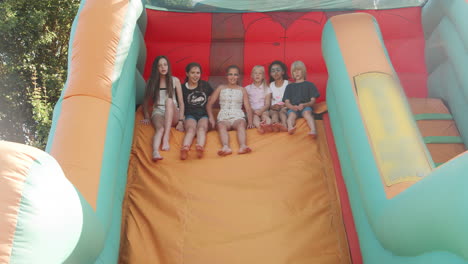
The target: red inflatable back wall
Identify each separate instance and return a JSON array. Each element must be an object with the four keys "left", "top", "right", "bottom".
[{"left": 144, "top": 7, "right": 427, "bottom": 102}]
